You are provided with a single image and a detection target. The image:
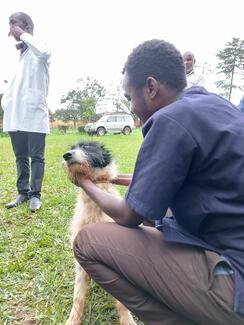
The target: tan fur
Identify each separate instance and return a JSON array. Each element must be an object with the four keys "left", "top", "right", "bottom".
[{"left": 64, "top": 159, "right": 136, "bottom": 325}]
